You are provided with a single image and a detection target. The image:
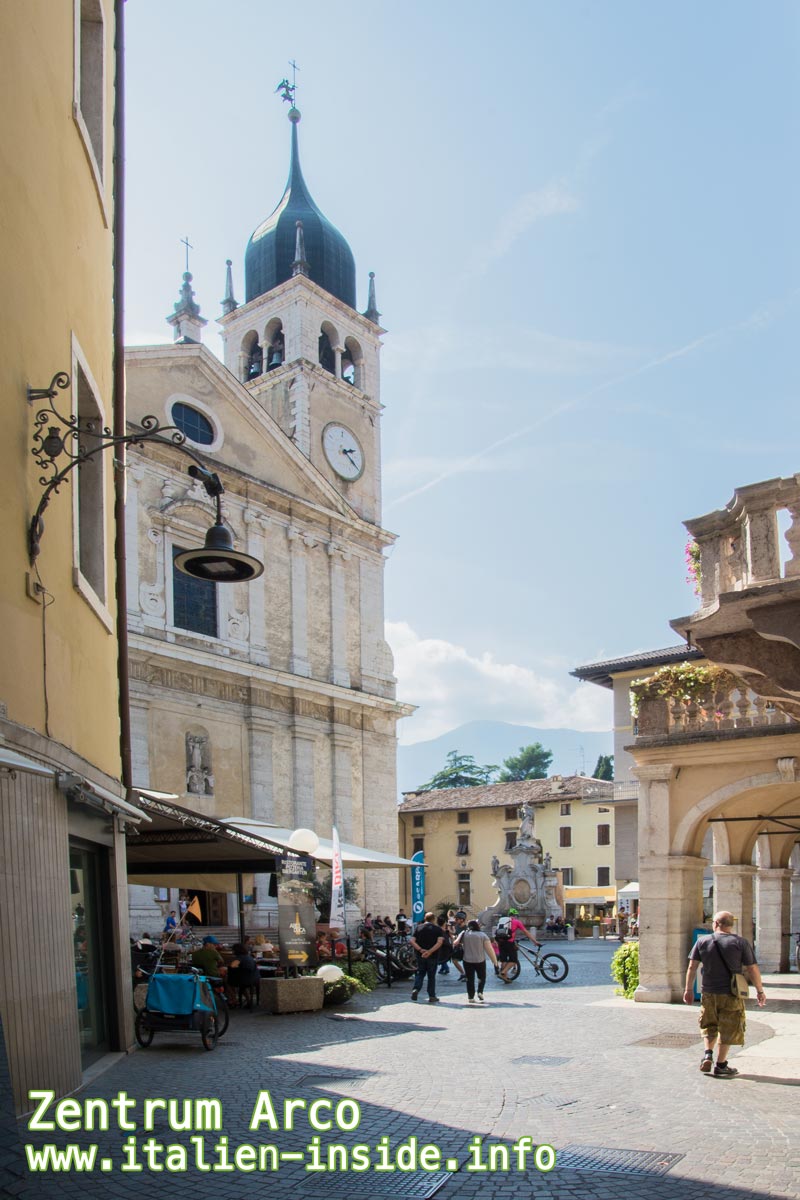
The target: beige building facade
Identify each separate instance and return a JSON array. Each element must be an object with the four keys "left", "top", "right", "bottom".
[
  {"left": 126, "top": 106, "right": 412, "bottom": 930},
  {"left": 0, "top": 0, "right": 137, "bottom": 1113},
  {"left": 398, "top": 776, "right": 615, "bottom": 918}
]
